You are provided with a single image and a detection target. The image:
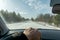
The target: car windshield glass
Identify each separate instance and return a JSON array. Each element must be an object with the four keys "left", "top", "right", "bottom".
[{"left": 0, "top": 0, "right": 60, "bottom": 30}]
